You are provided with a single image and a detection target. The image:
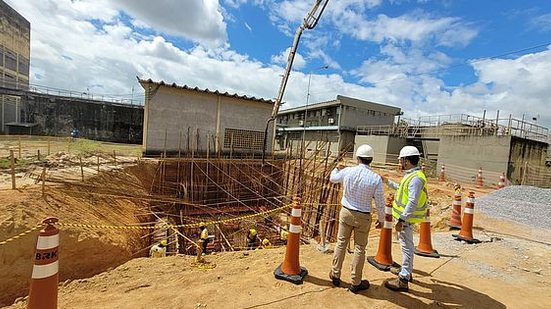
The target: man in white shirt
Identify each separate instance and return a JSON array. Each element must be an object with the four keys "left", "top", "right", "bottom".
[{"left": 328, "top": 144, "right": 385, "bottom": 293}]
